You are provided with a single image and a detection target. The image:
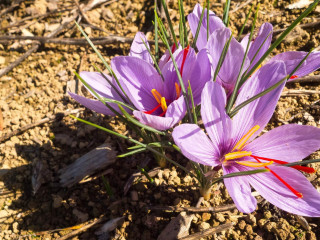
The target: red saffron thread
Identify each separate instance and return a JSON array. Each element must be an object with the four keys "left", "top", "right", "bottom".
[{"left": 180, "top": 45, "right": 190, "bottom": 76}]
